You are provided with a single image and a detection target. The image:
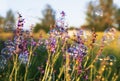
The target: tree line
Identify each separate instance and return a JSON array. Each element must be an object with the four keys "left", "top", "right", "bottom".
[
  {"left": 0, "top": 0, "right": 120, "bottom": 32},
  {"left": 0, "top": 10, "right": 15, "bottom": 32},
  {"left": 83, "top": 0, "right": 120, "bottom": 31}
]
